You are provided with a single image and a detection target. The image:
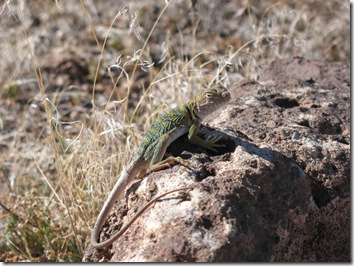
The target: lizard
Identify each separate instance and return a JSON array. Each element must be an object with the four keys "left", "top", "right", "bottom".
[{"left": 91, "top": 84, "right": 231, "bottom": 249}]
